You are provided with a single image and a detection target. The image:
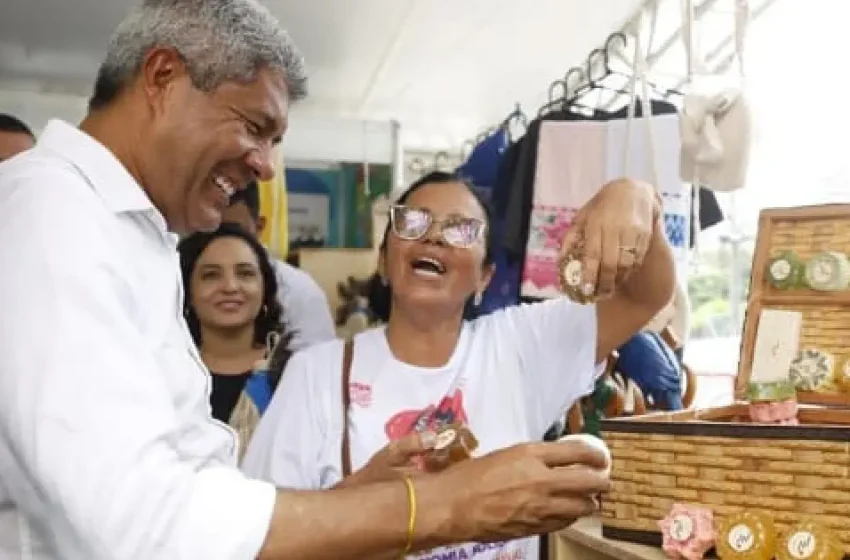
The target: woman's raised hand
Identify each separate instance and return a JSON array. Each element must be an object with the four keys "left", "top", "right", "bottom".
[{"left": 561, "top": 177, "right": 661, "bottom": 299}]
